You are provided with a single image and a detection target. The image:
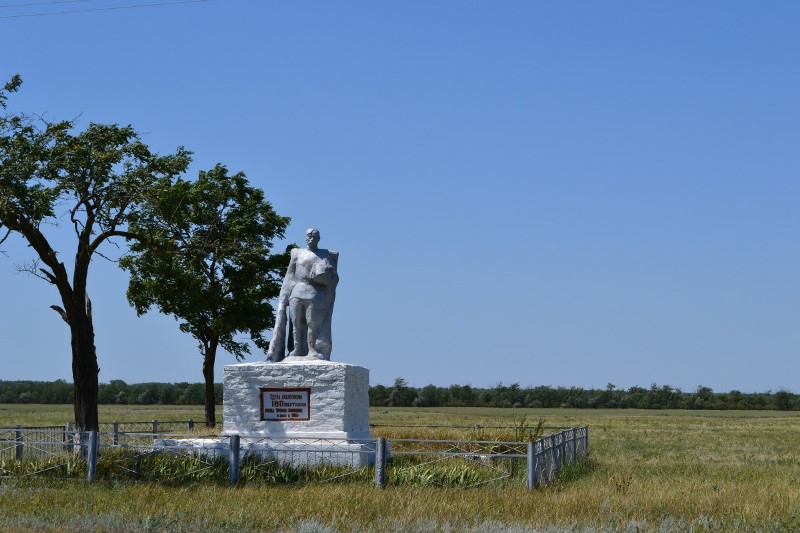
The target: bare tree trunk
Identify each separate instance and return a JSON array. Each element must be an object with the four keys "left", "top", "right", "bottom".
[
  {"left": 71, "top": 314, "right": 99, "bottom": 431},
  {"left": 70, "top": 235, "right": 99, "bottom": 431},
  {"left": 203, "top": 339, "right": 219, "bottom": 428}
]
